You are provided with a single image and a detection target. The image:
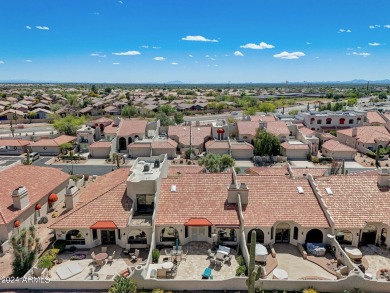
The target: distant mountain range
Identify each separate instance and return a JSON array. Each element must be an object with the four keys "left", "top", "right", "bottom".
[{"left": 0, "top": 79, "right": 389, "bottom": 85}]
